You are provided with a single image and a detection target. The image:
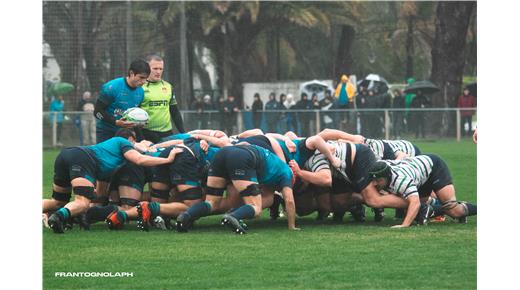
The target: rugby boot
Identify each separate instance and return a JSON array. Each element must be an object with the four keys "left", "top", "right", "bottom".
[
  {"left": 136, "top": 202, "right": 152, "bottom": 231},
  {"left": 48, "top": 212, "right": 65, "bottom": 234},
  {"left": 176, "top": 212, "right": 193, "bottom": 233},
  {"left": 75, "top": 213, "right": 91, "bottom": 230},
  {"left": 64, "top": 217, "right": 74, "bottom": 231},
  {"left": 349, "top": 204, "right": 366, "bottom": 222},
  {"left": 333, "top": 211, "right": 346, "bottom": 223},
  {"left": 152, "top": 216, "right": 167, "bottom": 230},
  {"left": 221, "top": 214, "right": 247, "bottom": 235},
  {"left": 269, "top": 193, "right": 283, "bottom": 220},
  {"left": 430, "top": 215, "right": 446, "bottom": 223},
  {"left": 457, "top": 216, "right": 468, "bottom": 224},
  {"left": 106, "top": 210, "right": 124, "bottom": 230},
  {"left": 415, "top": 203, "right": 434, "bottom": 225},
  {"left": 372, "top": 207, "right": 385, "bottom": 222}
]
